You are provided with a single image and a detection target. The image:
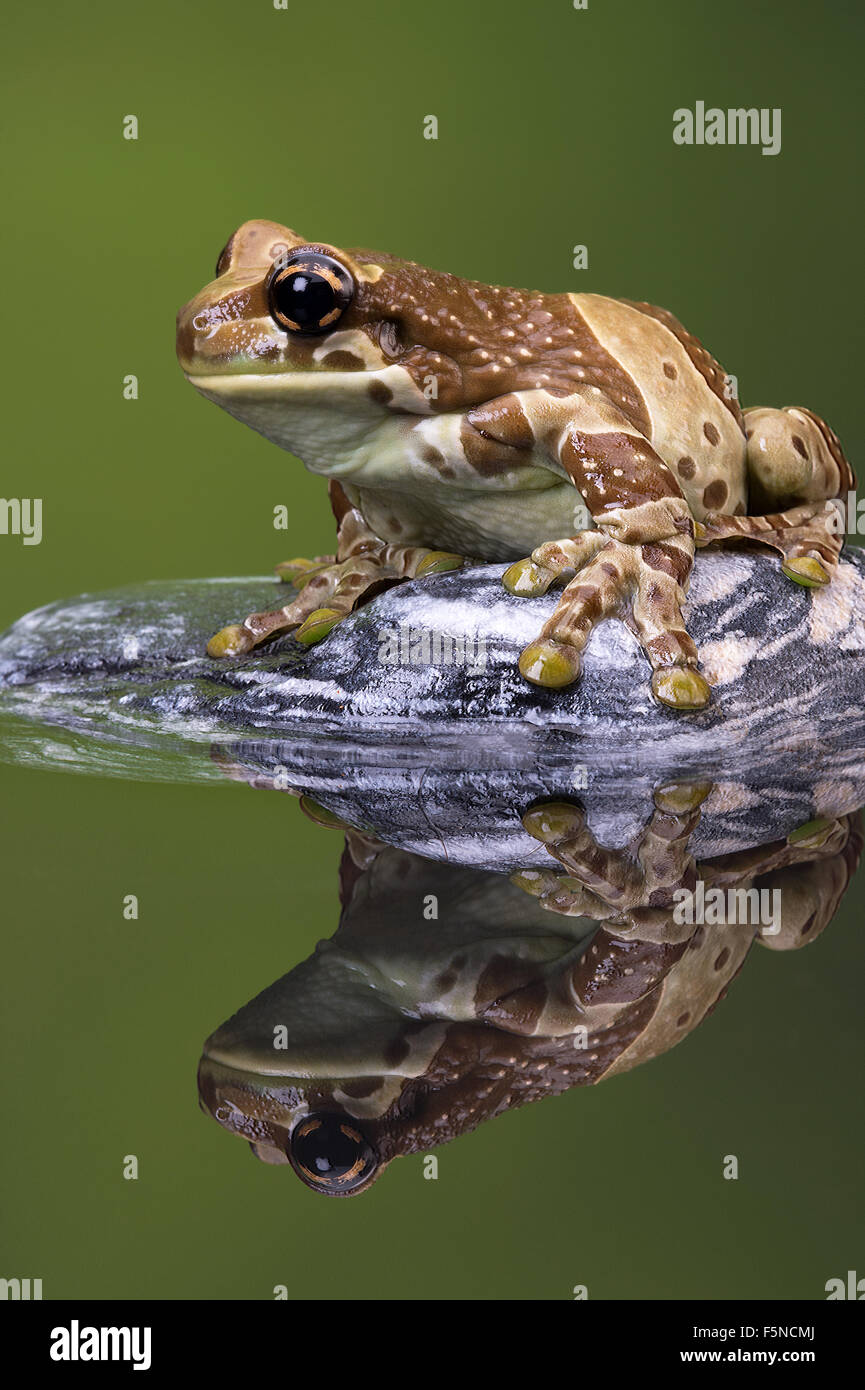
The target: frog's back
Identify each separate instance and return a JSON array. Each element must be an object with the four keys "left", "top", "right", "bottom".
[{"left": 566, "top": 291, "right": 748, "bottom": 514}]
